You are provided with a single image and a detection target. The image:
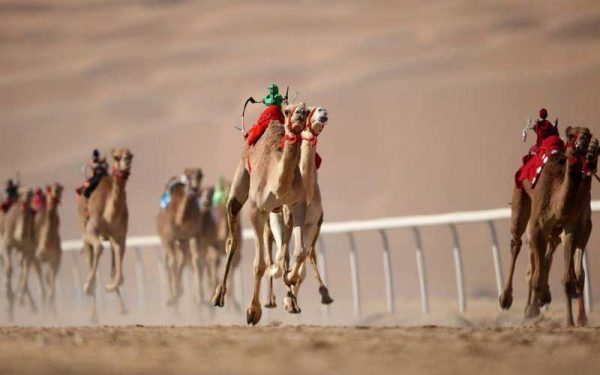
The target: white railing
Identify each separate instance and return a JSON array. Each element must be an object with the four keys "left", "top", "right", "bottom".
[{"left": 61, "top": 202, "right": 599, "bottom": 318}]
